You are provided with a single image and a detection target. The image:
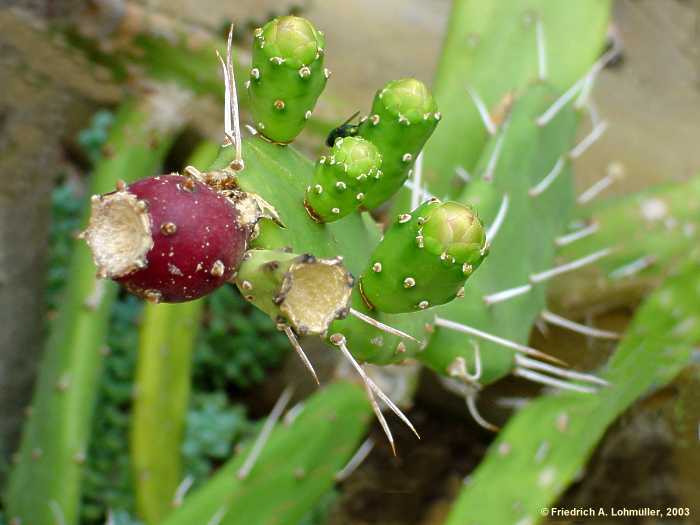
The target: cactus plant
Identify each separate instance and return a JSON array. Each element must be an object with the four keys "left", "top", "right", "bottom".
[
  {"left": 247, "top": 16, "right": 328, "bottom": 143},
  {"left": 80, "top": 8, "right": 614, "bottom": 456},
  {"left": 161, "top": 382, "right": 372, "bottom": 525},
  {"left": 423, "top": 0, "right": 612, "bottom": 199},
  {"left": 417, "top": 83, "right": 582, "bottom": 389},
  {"left": 444, "top": 252, "right": 700, "bottom": 525},
  {"left": 5, "top": 94, "right": 185, "bottom": 525}
]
